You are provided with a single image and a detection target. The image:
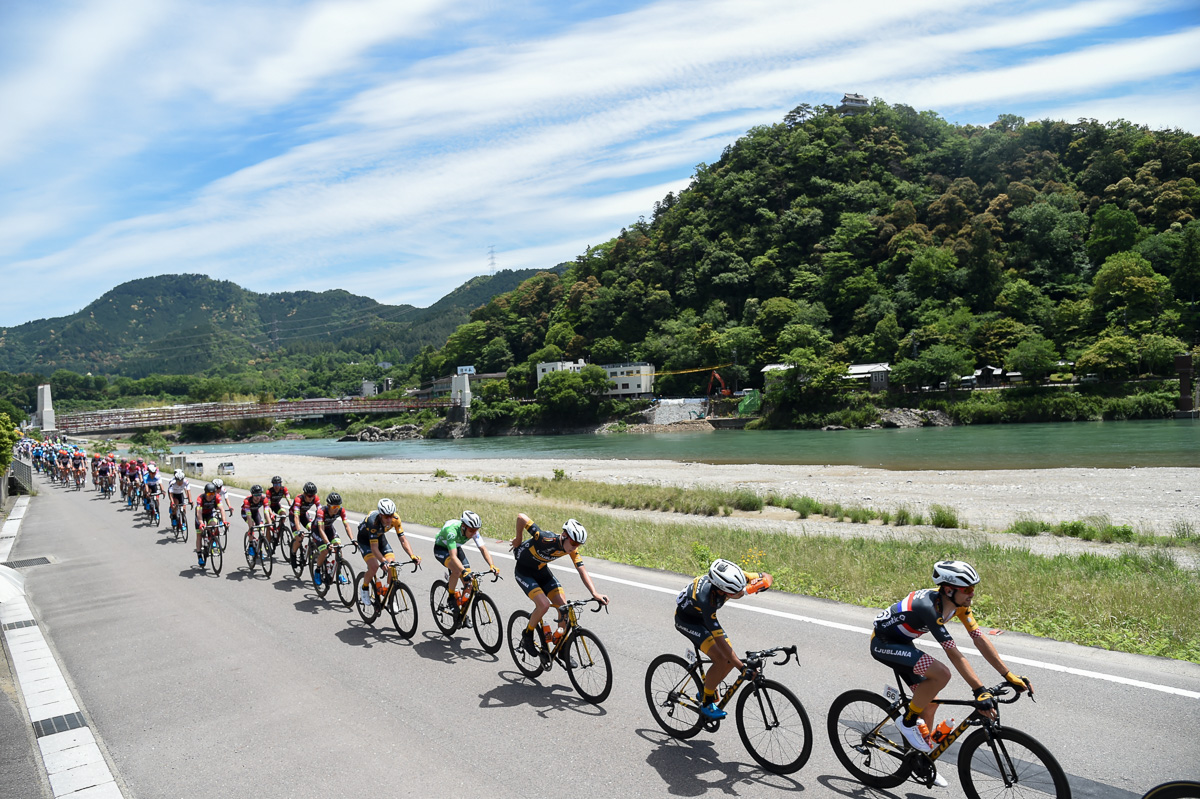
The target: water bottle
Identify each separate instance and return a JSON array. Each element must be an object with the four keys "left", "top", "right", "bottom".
[{"left": 932, "top": 719, "right": 955, "bottom": 743}]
